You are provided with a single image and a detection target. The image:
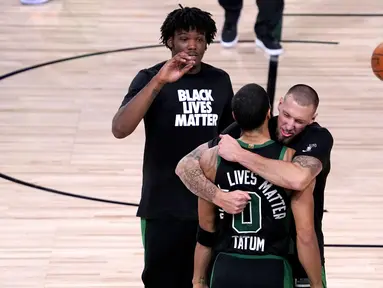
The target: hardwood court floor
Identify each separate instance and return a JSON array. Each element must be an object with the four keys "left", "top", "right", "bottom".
[{"left": 1, "top": 0, "right": 383, "bottom": 287}]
